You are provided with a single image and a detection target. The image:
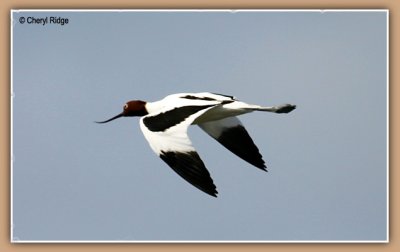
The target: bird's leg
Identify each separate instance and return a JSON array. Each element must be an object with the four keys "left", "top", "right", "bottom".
[{"left": 255, "top": 104, "right": 296, "bottom": 113}]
